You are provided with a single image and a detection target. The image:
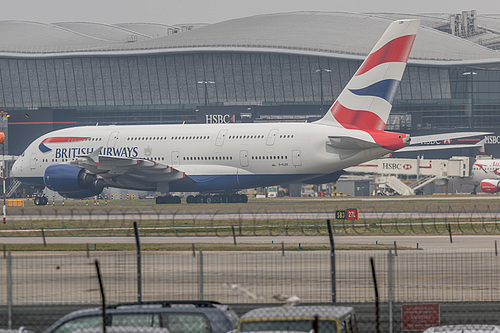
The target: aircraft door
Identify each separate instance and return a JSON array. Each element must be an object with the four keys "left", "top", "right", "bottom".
[
  {"left": 107, "top": 131, "right": 119, "bottom": 147},
  {"left": 30, "top": 153, "right": 37, "bottom": 170},
  {"left": 240, "top": 150, "right": 249, "bottom": 167},
  {"left": 292, "top": 150, "right": 302, "bottom": 166},
  {"left": 266, "top": 129, "right": 279, "bottom": 146},
  {"left": 216, "top": 130, "right": 228, "bottom": 146},
  {"left": 171, "top": 151, "right": 180, "bottom": 166}
]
